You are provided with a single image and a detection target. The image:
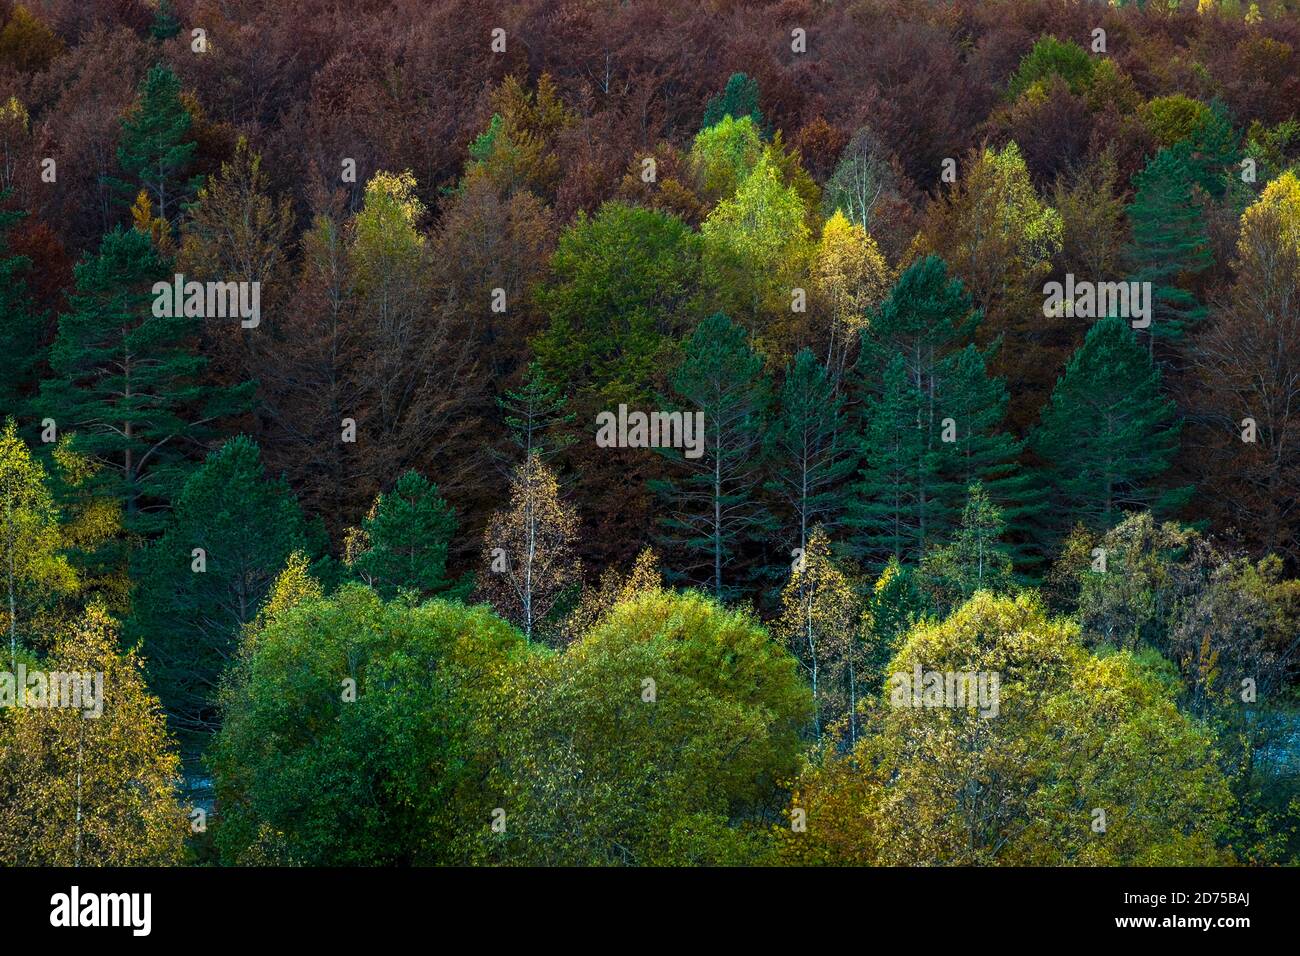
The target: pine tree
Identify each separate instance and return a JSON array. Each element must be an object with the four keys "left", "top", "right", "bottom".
[
  {"left": 701, "top": 72, "right": 765, "bottom": 132},
  {"left": 1126, "top": 147, "right": 1213, "bottom": 349},
  {"left": 344, "top": 470, "right": 470, "bottom": 601},
  {"left": 0, "top": 198, "right": 43, "bottom": 412},
  {"left": 495, "top": 360, "right": 575, "bottom": 466},
  {"left": 1031, "top": 316, "right": 1190, "bottom": 547},
  {"left": 112, "top": 64, "right": 200, "bottom": 222},
  {"left": 36, "top": 227, "right": 250, "bottom": 533},
  {"left": 1176, "top": 99, "right": 1240, "bottom": 201},
  {"left": 765, "top": 349, "right": 857, "bottom": 557},
  {"left": 849, "top": 256, "right": 985, "bottom": 561},
  {"left": 920, "top": 482, "right": 1016, "bottom": 616},
  {"left": 934, "top": 343, "right": 1042, "bottom": 562},
  {"left": 131, "top": 435, "right": 324, "bottom": 742},
  {"left": 845, "top": 354, "right": 935, "bottom": 566},
  {"left": 649, "top": 312, "right": 773, "bottom": 601}
]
